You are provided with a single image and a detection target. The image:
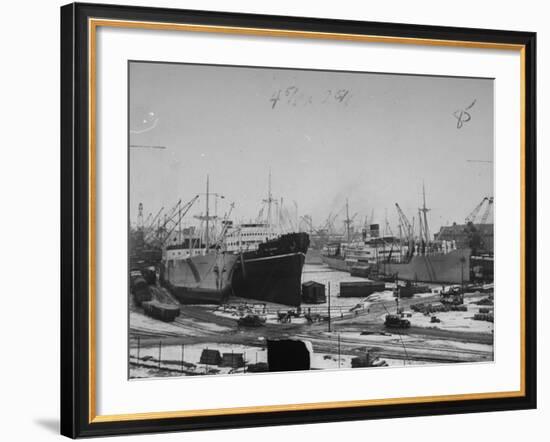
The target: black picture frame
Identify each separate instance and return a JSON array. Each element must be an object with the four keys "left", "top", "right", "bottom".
[{"left": 61, "top": 2, "right": 537, "bottom": 438}]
